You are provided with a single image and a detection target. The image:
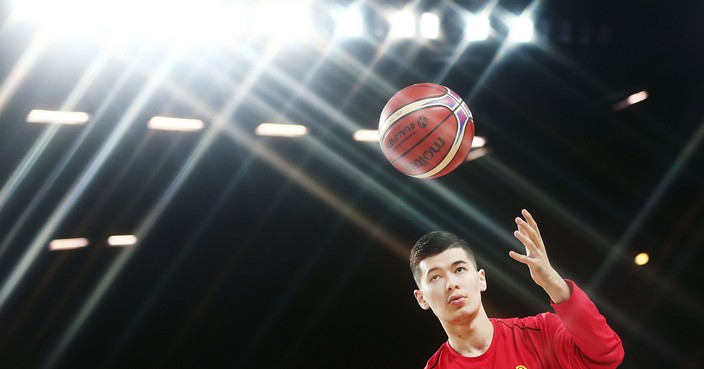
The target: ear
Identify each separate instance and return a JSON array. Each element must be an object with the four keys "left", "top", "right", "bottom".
[
  {"left": 414, "top": 289, "right": 430, "bottom": 310},
  {"left": 478, "top": 269, "right": 487, "bottom": 292}
]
